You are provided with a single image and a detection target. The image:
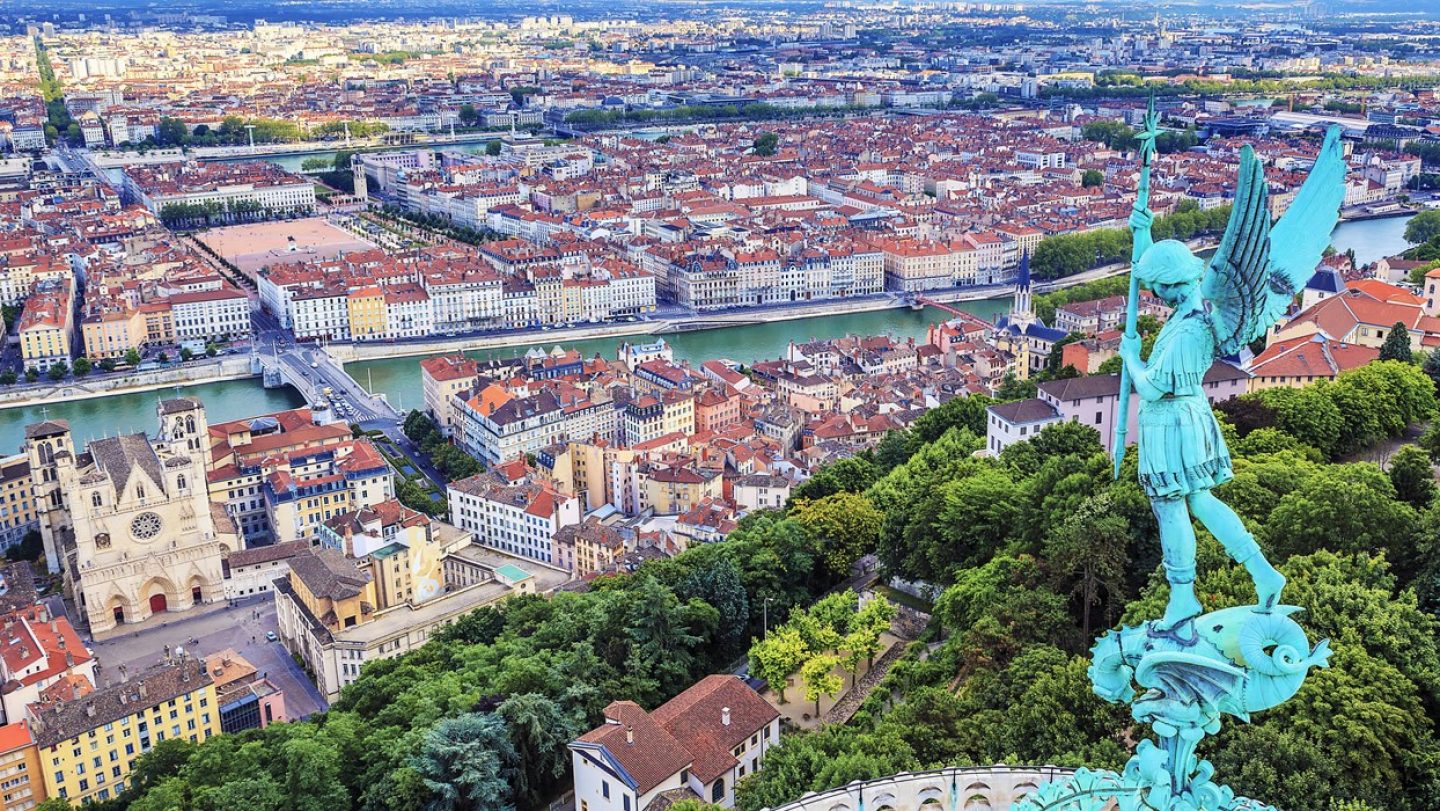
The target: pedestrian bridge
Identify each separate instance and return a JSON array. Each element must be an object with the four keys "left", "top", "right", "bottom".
[{"left": 759, "top": 766, "right": 1077, "bottom": 811}]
